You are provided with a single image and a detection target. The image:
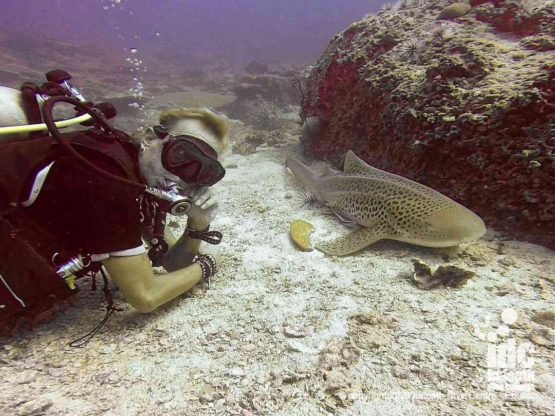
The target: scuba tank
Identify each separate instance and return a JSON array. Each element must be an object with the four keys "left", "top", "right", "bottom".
[
  {"left": 0, "top": 86, "right": 27, "bottom": 130},
  {"left": 0, "top": 69, "right": 95, "bottom": 136}
]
